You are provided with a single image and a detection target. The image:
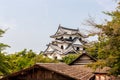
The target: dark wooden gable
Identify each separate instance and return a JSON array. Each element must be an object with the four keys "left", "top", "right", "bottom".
[{"left": 69, "top": 53, "right": 96, "bottom": 65}]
